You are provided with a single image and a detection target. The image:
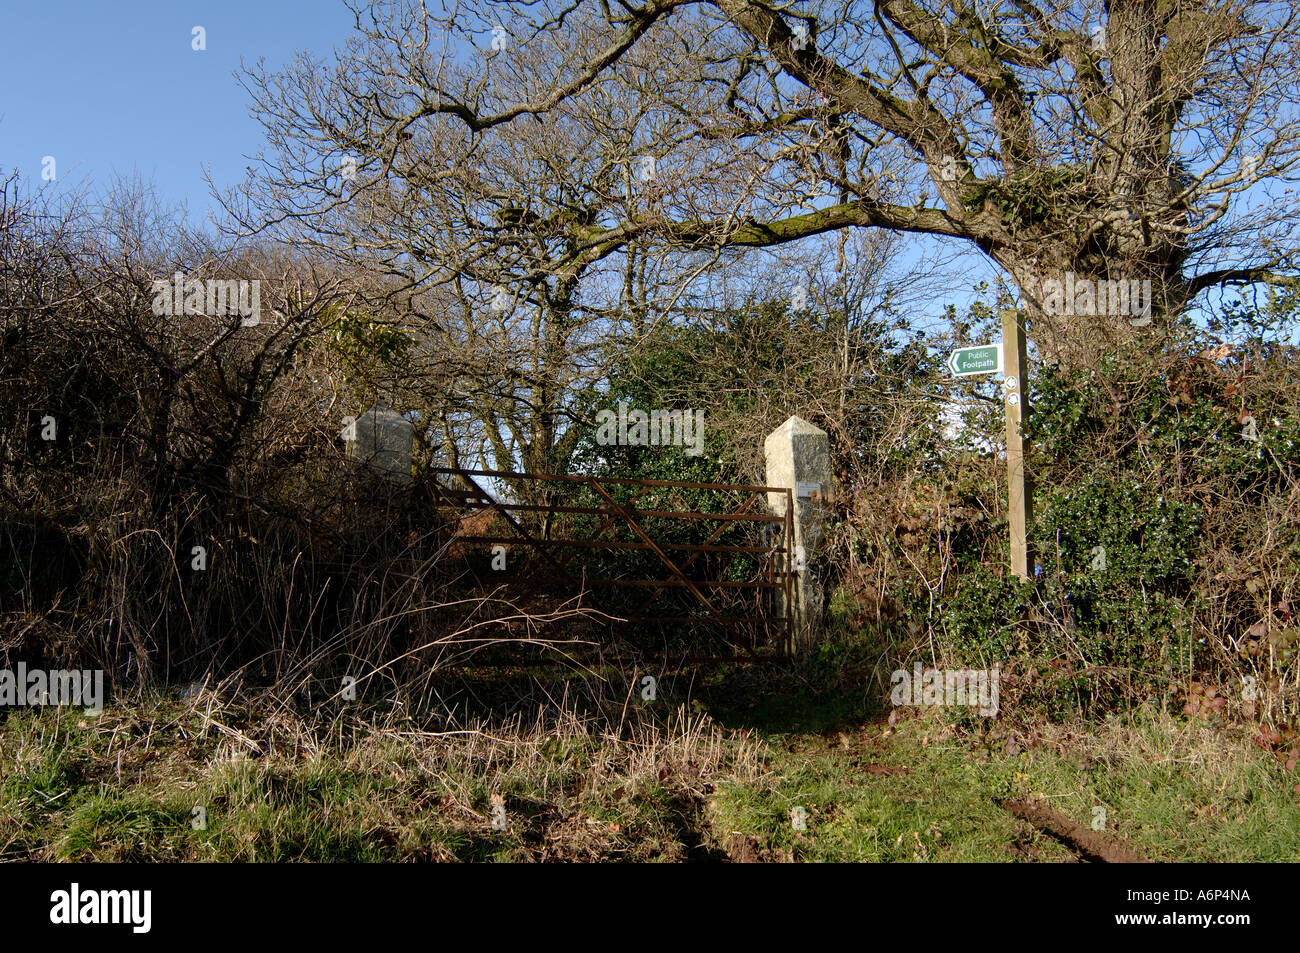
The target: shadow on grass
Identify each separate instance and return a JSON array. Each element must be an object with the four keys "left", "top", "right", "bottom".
[
  {"left": 342, "top": 624, "right": 899, "bottom": 740},
  {"left": 693, "top": 632, "right": 895, "bottom": 736}
]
